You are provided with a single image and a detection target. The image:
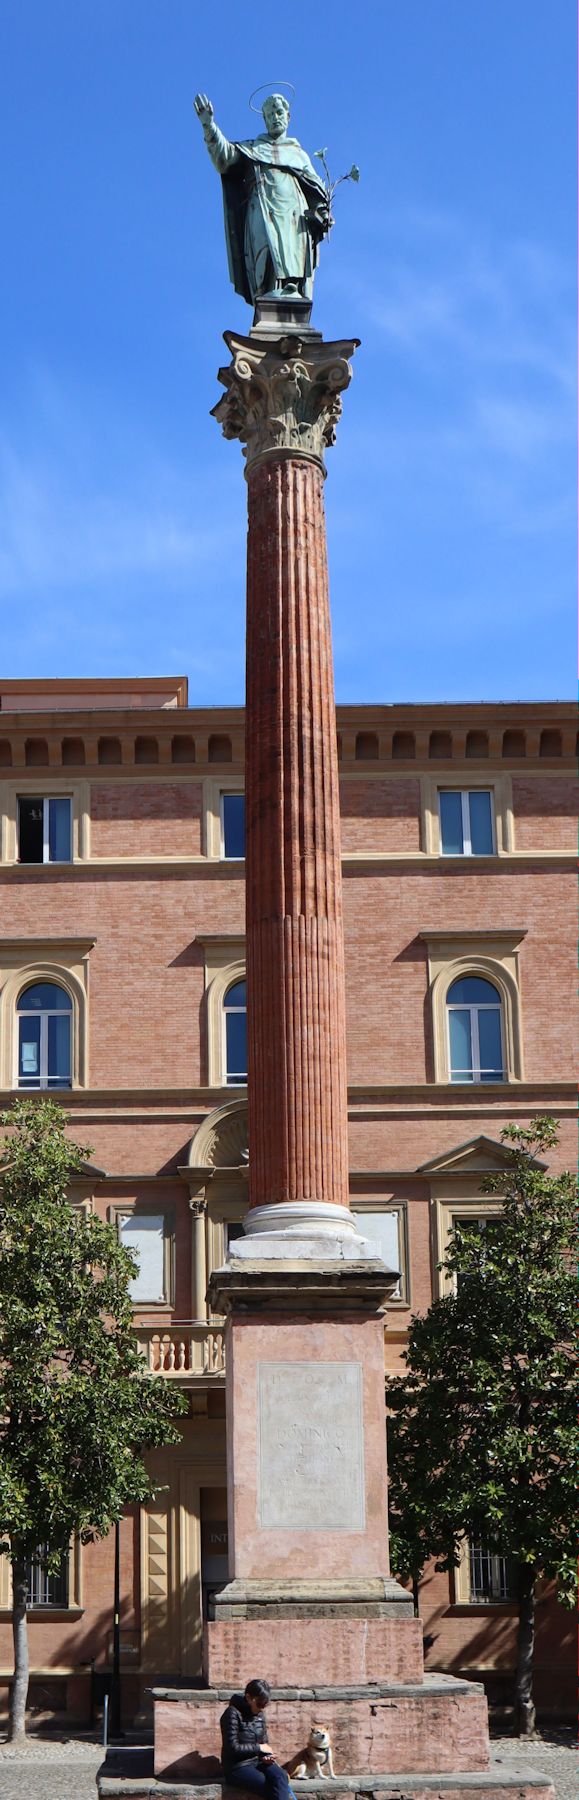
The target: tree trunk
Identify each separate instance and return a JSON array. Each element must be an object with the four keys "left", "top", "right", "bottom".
[
  {"left": 514, "top": 1564, "right": 536, "bottom": 1736},
  {"left": 412, "top": 1574, "right": 420, "bottom": 1617},
  {"left": 8, "top": 1552, "right": 29, "bottom": 1742}
]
